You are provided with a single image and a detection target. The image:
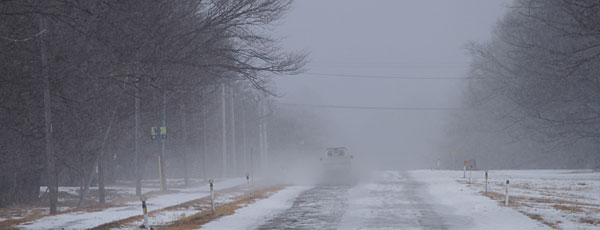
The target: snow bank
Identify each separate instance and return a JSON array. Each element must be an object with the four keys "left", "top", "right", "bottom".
[{"left": 201, "top": 186, "right": 310, "bottom": 230}]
